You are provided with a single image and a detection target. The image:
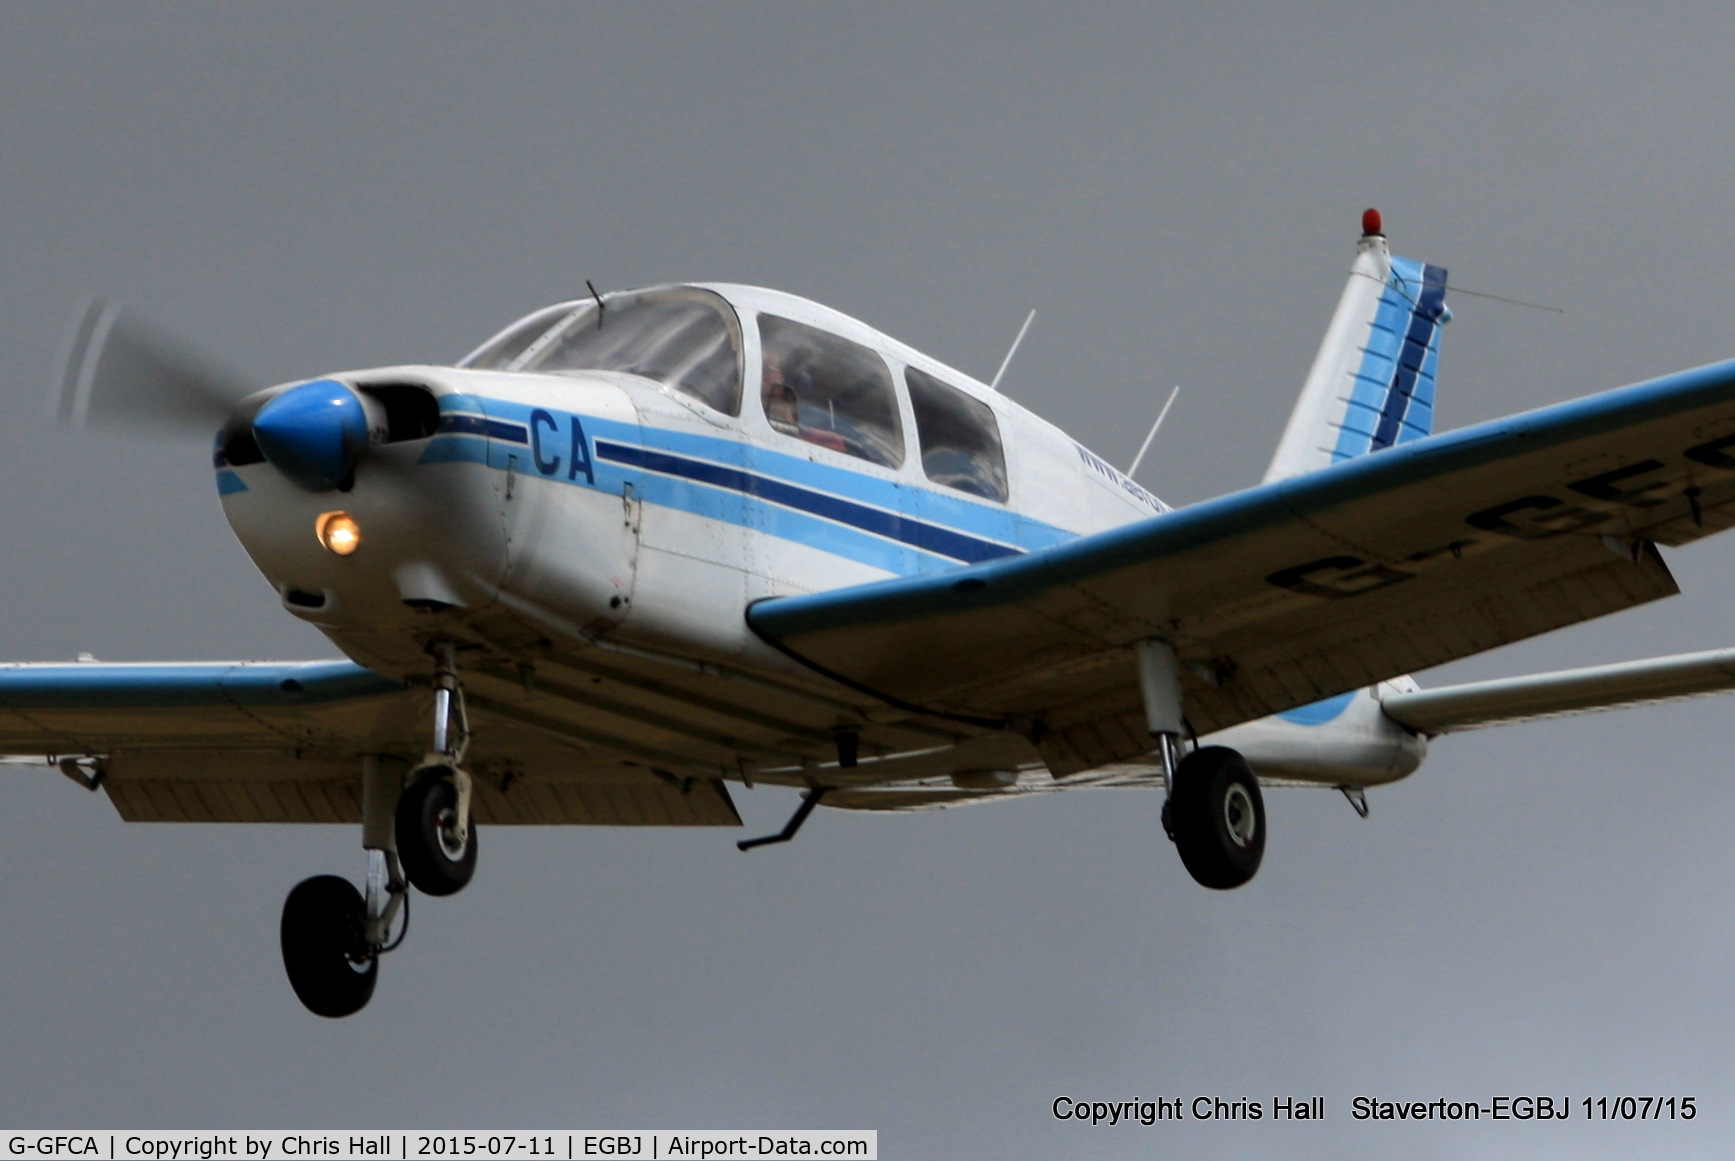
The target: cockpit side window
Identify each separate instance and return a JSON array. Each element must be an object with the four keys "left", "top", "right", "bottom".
[
  {"left": 758, "top": 315, "right": 904, "bottom": 469},
  {"left": 462, "top": 289, "right": 744, "bottom": 416},
  {"left": 905, "top": 366, "right": 1009, "bottom": 502}
]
